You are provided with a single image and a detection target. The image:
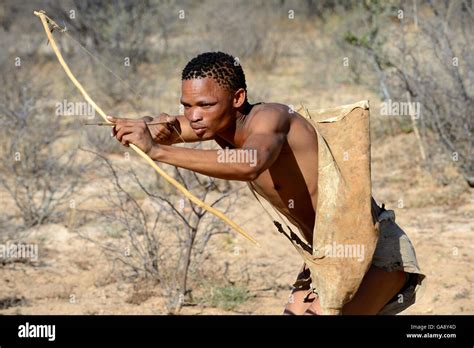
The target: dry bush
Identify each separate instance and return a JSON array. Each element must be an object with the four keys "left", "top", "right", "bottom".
[
  {"left": 279, "top": 0, "right": 355, "bottom": 20},
  {"left": 174, "top": 0, "right": 287, "bottom": 72},
  {"left": 338, "top": 0, "right": 473, "bottom": 186},
  {"left": 46, "top": 0, "right": 180, "bottom": 65},
  {"left": 0, "top": 66, "right": 90, "bottom": 232},
  {"left": 78, "top": 147, "right": 242, "bottom": 313}
]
